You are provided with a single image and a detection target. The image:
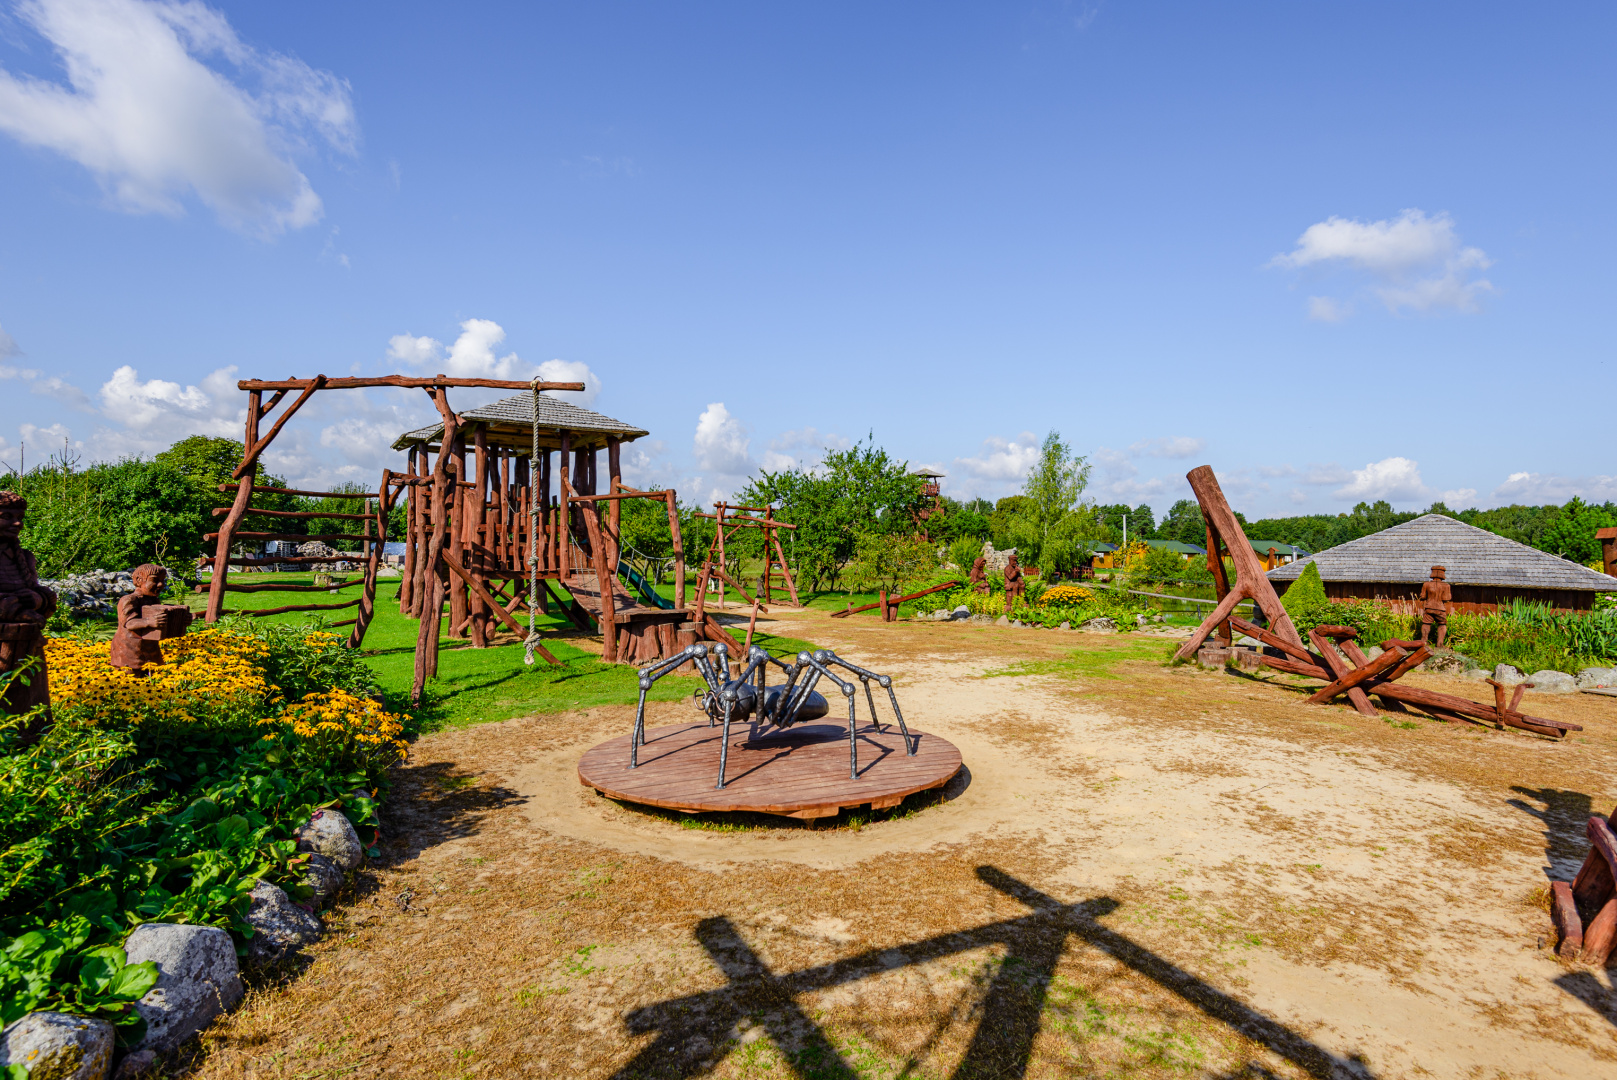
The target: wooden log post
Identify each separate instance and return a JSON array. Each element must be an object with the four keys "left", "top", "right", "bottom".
[
  {"left": 412, "top": 388, "right": 459, "bottom": 702},
  {"left": 1599, "top": 527, "right": 1617, "bottom": 579},
  {"left": 666, "top": 490, "right": 685, "bottom": 611},
  {"left": 607, "top": 437, "right": 622, "bottom": 573},
  {"left": 400, "top": 446, "right": 418, "bottom": 613},
  {"left": 468, "top": 425, "right": 491, "bottom": 648},
  {"left": 348, "top": 509, "right": 379, "bottom": 649},
  {"left": 206, "top": 388, "right": 261, "bottom": 623},
  {"left": 558, "top": 433, "right": 571, "bottom": 572},
  {"left": 1205, "top": 524, "right": 1233, "bottom": 645},
  {"left": 579, "top": 495, "right": 618, "bottom": 662},
  {"left": 447, "top": 433, "right": 471, "bottom": 638},
  {"left": 1307, "top": 629, "right": 1380, "bottom": 718}
]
